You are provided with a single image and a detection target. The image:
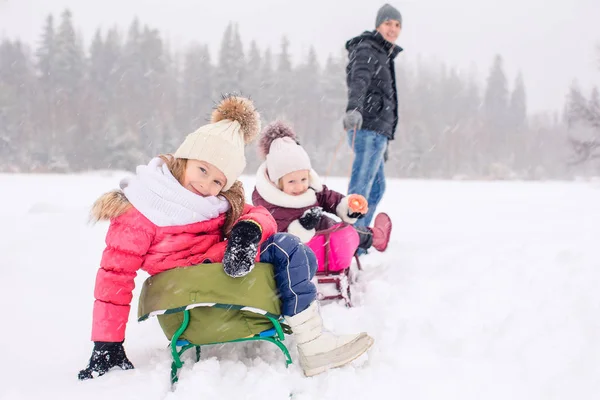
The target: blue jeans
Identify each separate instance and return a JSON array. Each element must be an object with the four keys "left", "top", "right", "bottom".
[
  {"left": 259, "top": 233, "right": 318, "bottom": 317},
  {"left": 347, "top": 129, "right": 388, "bottom": 230}
]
